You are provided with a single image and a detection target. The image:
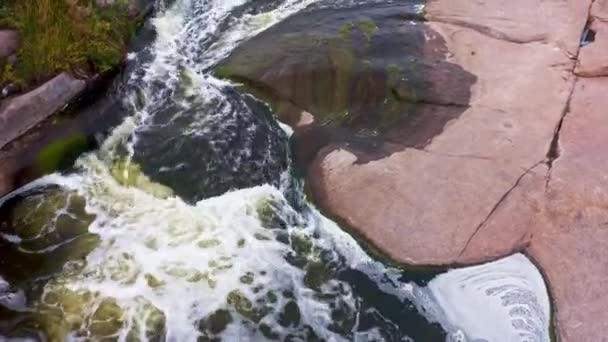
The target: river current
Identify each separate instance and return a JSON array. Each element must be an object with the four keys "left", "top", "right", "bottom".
[{"left": 0, "top": 1, "right": 551, "bottom": 341}]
